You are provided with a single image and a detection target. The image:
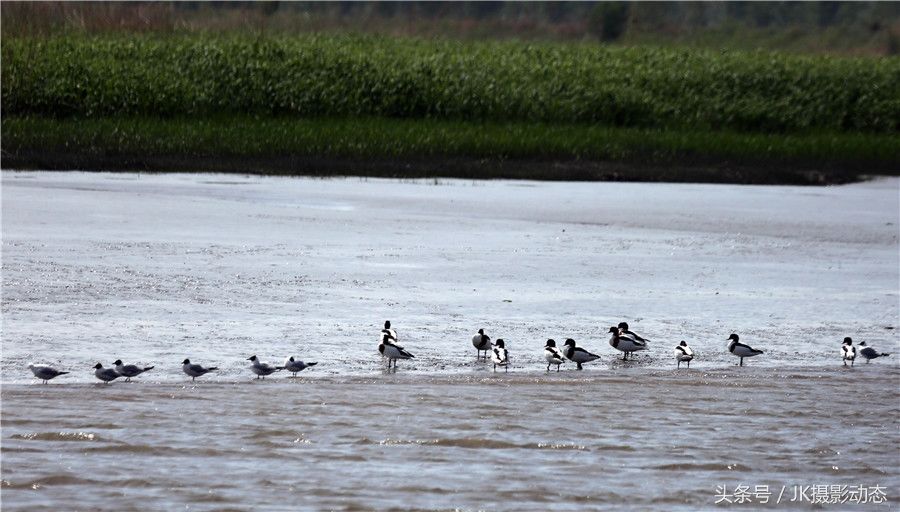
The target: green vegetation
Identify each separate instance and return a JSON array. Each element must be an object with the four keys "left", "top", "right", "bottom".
[
  {"left": 6, "top": 116, "right": 900, "bottom": 163},
  {"left": 4, "top": 34, "right": 899, "bottom": 132},
  {"left": 2, "top": 33, "right": 898, "bottom": 183}
]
